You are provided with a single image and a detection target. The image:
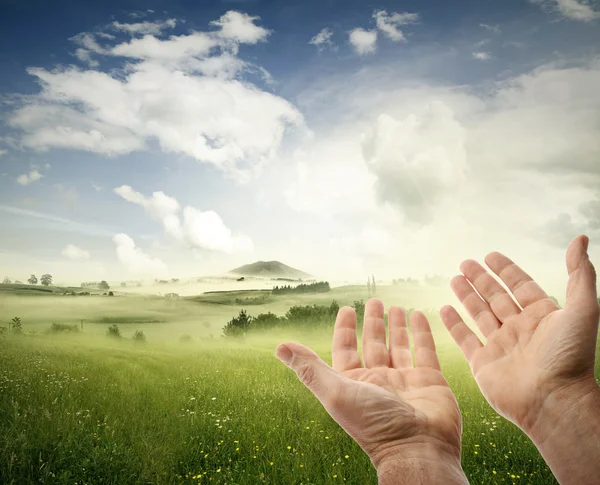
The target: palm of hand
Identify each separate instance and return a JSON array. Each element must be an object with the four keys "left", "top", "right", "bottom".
[
  {"left": 442, "top": 239, "right": 599, "bottom": 432},
  {"left": 470, "top": 307, "right": 596, "bottom": 428},
  {"left": 277, "top": 301, "right": 462, "bottom": 467},
  {"left": 334, "top": 365, "right": 461, "bottom": 458}
]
